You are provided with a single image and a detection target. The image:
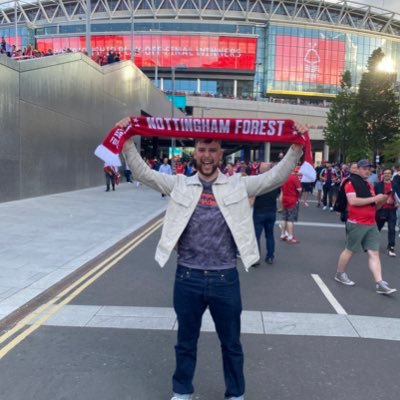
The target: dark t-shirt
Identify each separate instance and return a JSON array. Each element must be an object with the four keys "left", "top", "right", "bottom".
[
  {"left": 177, "top": 179, "right": 237, "bottom": 270},
  {"left": 253, "top": 188, "right": 280, "bottom": 213}
]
